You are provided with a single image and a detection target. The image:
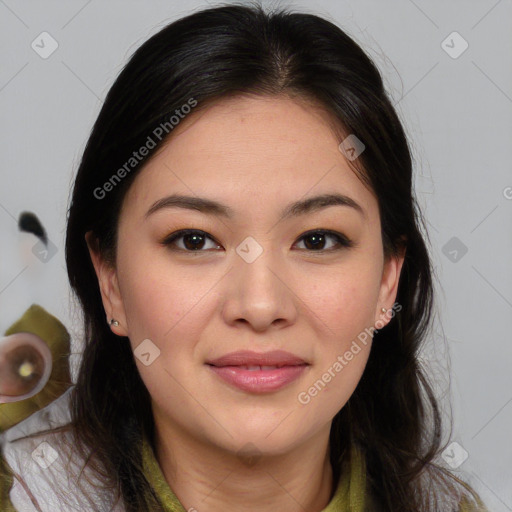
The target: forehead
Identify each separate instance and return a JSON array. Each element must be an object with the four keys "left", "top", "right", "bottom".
[{"left": 123, "top": 94, "right": 377, "bottom": 222}]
